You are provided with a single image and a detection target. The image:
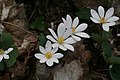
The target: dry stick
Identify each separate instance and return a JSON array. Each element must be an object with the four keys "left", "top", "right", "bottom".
[
  {"left": 28, "top": 7, "right": 37, "bottom": 22},
  {"left": 3, "top": 21, "right": 34, "bottom": 35}
]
